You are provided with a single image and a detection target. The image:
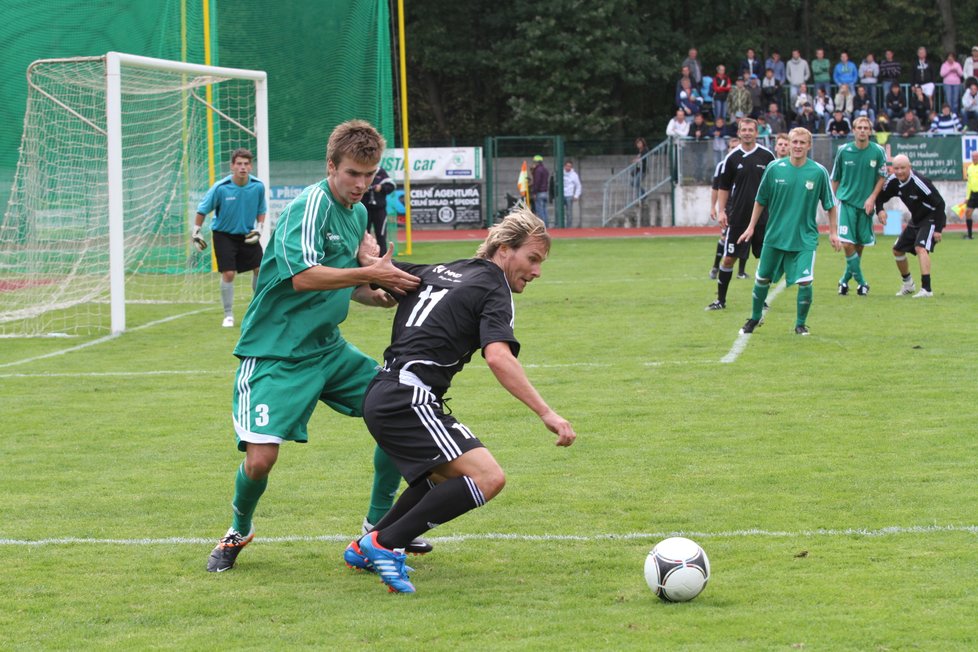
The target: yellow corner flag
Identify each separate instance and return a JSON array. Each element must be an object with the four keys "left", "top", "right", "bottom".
[
  {"left": 951, "top": 201, "right": 967, "bottom": 218},
  {"left": 517, "top": 160, "right": 531, "bottom": 206}
]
